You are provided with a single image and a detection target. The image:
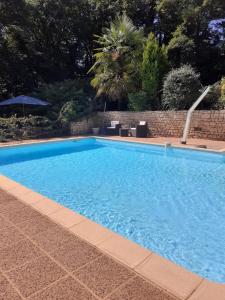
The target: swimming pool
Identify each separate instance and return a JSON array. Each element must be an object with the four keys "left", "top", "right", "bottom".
[{"left": 0, "top": 138, "right": 225, "bottom": 283}]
